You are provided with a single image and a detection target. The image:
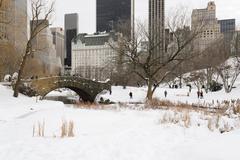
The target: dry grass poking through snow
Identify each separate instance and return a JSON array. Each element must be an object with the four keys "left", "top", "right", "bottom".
[
  {"left": 150, "top": 98, "right": 240, "bottom": 133},
  {"left": 33, "top": 121, "right": 45, "bottom": 137},
  {"left": 74, "top": 101, "right": 106, "bottom": 109},
  {"left": 33, "top": 120, "right": 75, "bottom": 138},
  {"left": 158, "top": 109, "right": 240, "bottom": 133},
  {"left": 145, "top": 98, "right": 229, "bottom": 114},
  {"left": 160, "top": 111, "right": 191, "bottom": 128},
  {"left": 61, "top": 120, "right": 75, "bottom": 138}
]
